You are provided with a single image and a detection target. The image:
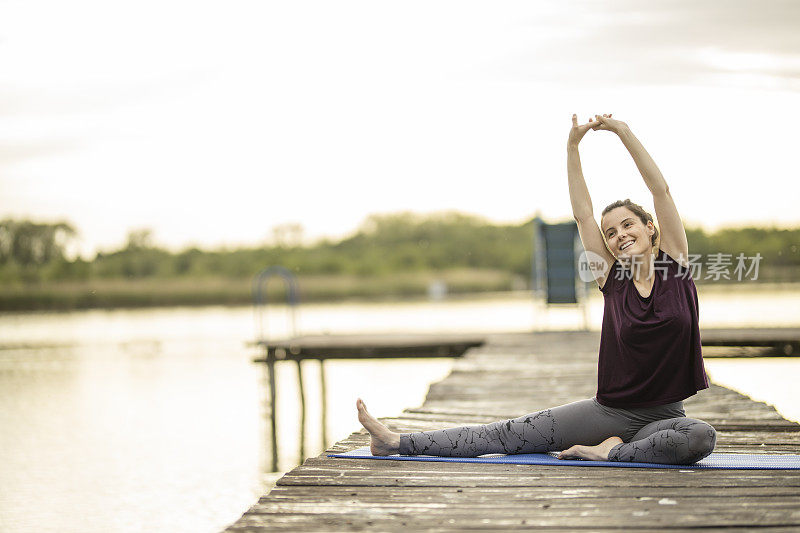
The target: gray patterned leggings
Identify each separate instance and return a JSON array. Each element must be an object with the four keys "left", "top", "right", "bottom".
[{"left": 399, "top": 397, "right": 717, "bottom": 465}]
